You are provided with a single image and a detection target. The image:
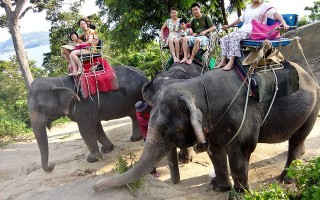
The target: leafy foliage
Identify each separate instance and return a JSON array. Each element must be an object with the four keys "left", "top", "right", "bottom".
[
  {"left": 113, "top": 152, "right": 144, "bottom": 192},
  {"left": 305, "top": 1, "right": 320, "bottom": 22},
  {"left": 238, "top": 157, "right": 320, "bottom": 200},
  {"left": 106, "top": 41, "right": 163, "bottom": 78},
  {"left": 243, "top": 183, "right": 289, "bottom": 199},
  {"left": 287, "top": 158, "right": 320, "bottom": 199},
  {"left": 0, "top": 59, "right": 39, "bottom": 138}
]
